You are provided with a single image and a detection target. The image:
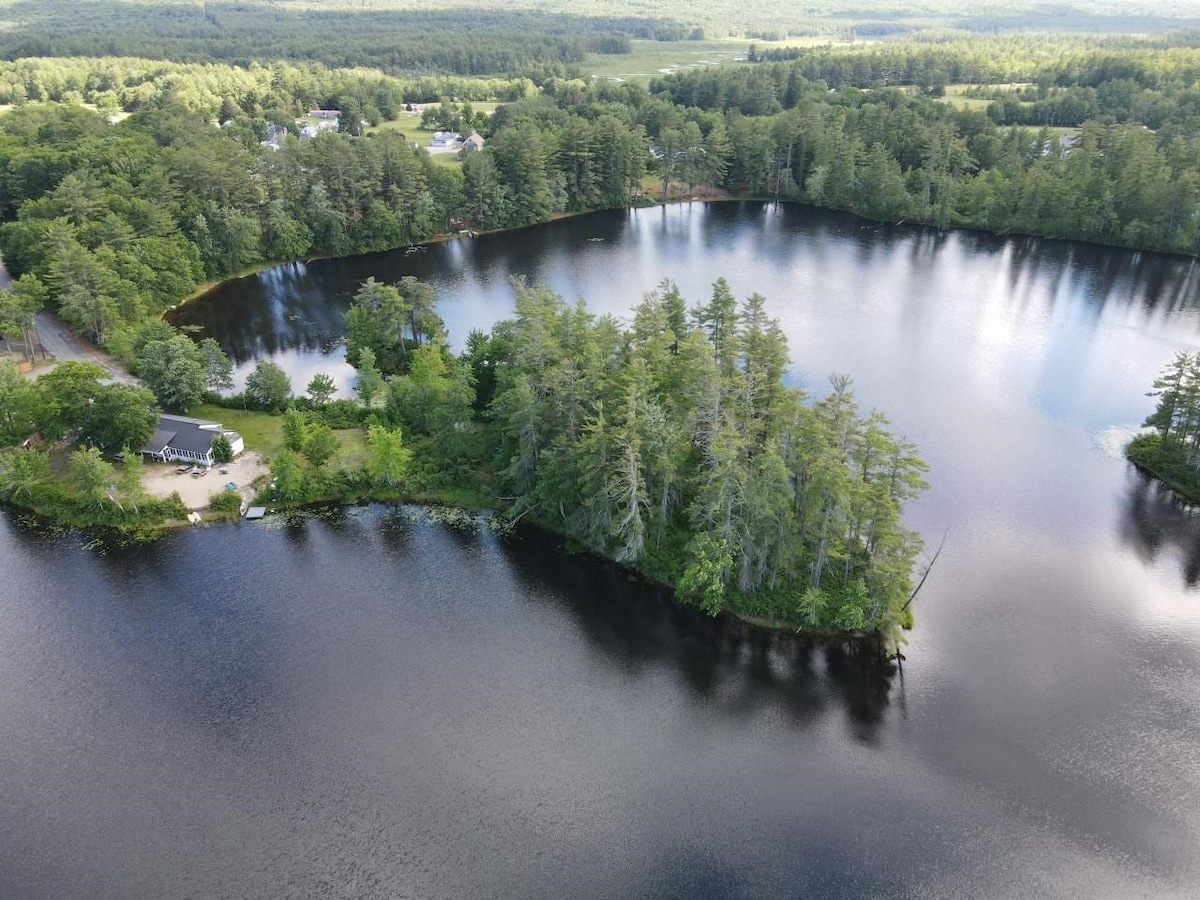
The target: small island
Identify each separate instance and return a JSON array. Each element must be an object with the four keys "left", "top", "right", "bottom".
[{"left": 1127, "top": 351, "right": 1200, "bottom": 502}]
